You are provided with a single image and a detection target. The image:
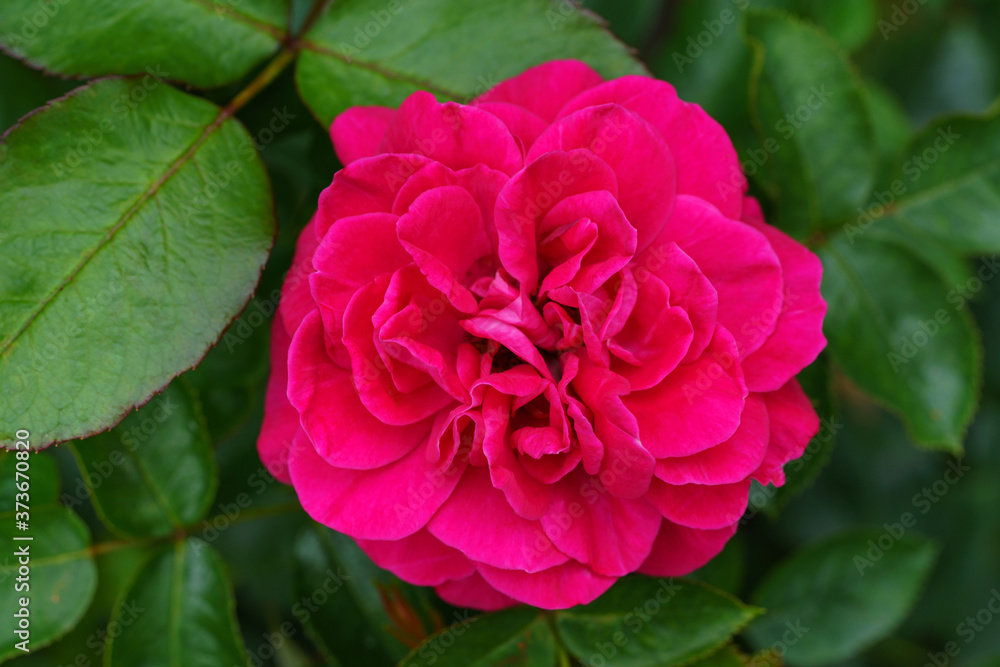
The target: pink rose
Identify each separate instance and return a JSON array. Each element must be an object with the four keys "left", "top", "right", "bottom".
[{"left": 258, "top": 61, "right": 827, "bottom": 610}]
